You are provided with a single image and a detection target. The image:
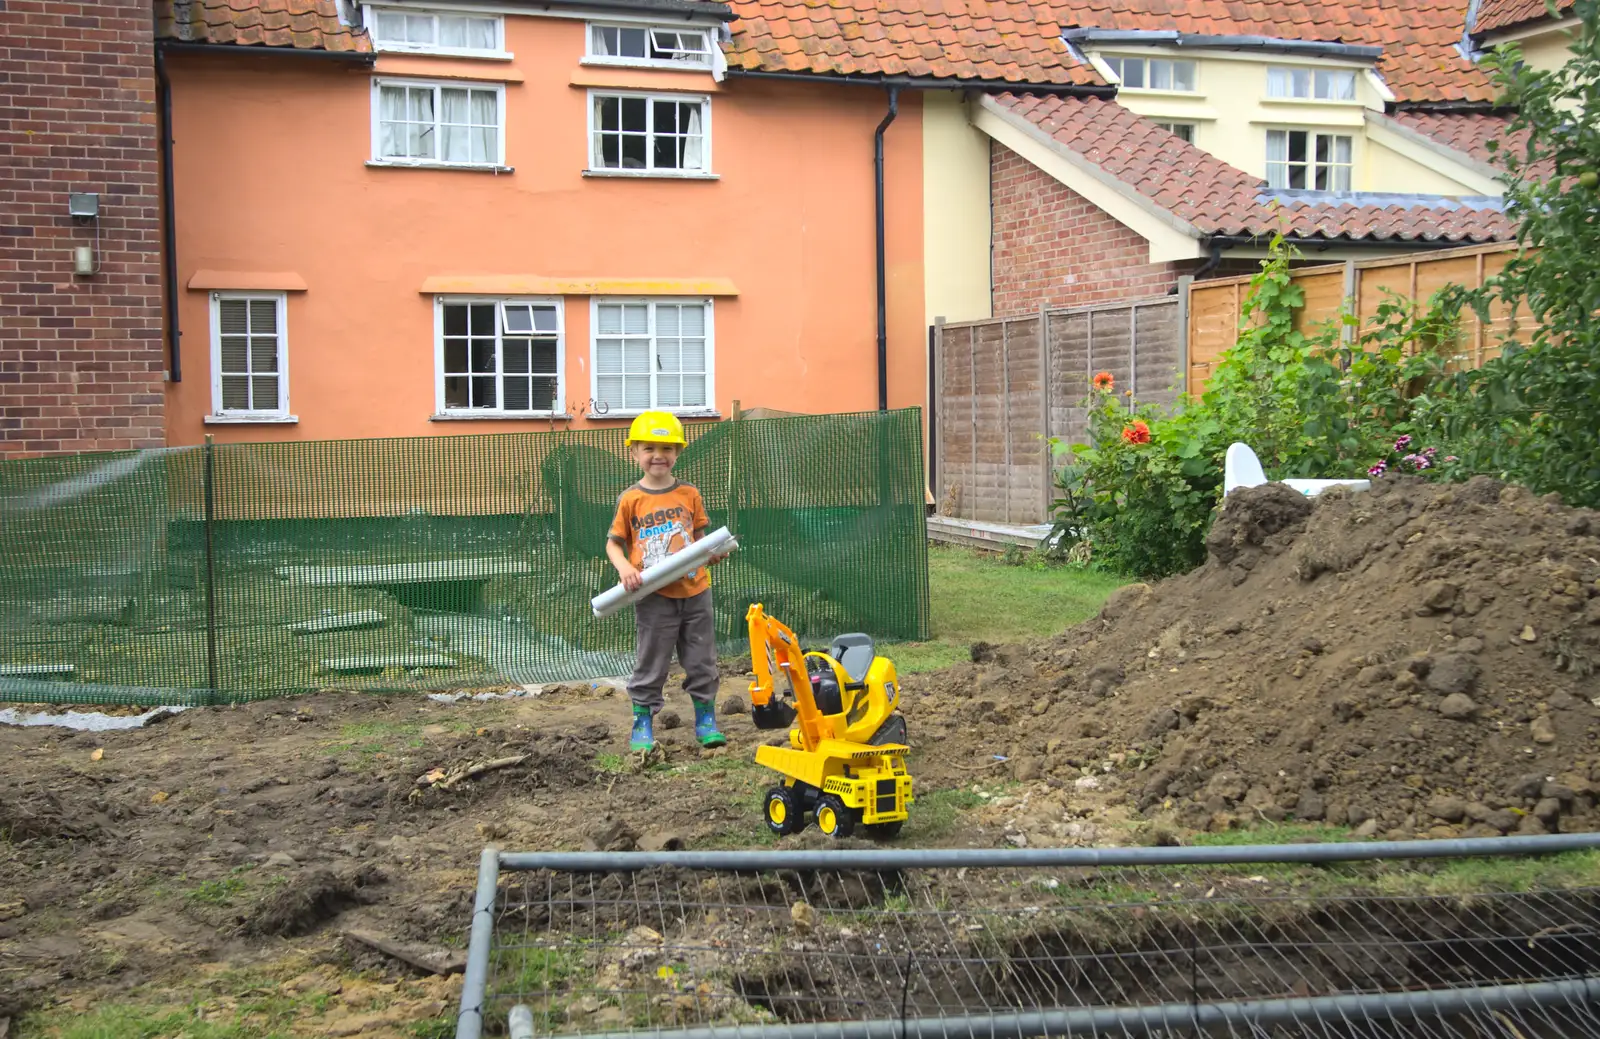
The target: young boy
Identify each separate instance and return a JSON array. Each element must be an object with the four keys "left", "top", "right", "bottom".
[{"left": 607, "top": 410, "right": 730, "bottom": 753}]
